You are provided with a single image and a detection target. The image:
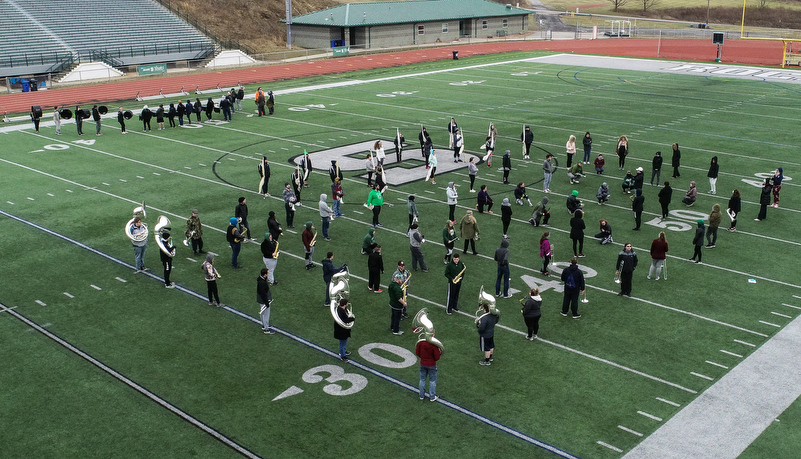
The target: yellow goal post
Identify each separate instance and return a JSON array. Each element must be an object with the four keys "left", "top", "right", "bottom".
[{"left": 740, "top": 0, "right": 797, "bottom": 68}]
